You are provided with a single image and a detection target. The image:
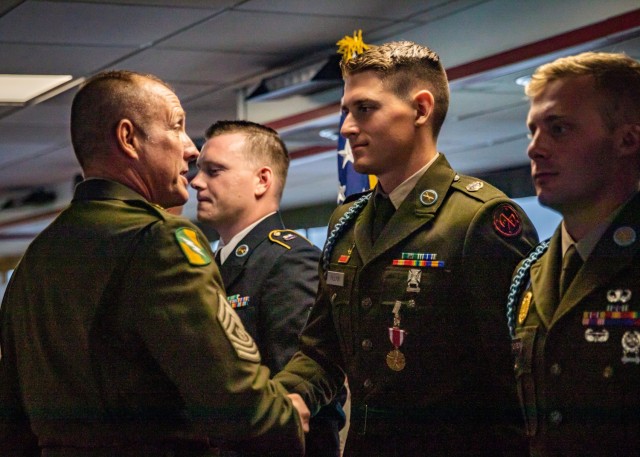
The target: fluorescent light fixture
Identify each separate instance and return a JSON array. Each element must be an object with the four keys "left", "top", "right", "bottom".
[
  {"left": 319, "top": 128, "right": 339, "bottom": 142},
  {"left": 0, "top": 74, "right": 73, "bottom": 104}
]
